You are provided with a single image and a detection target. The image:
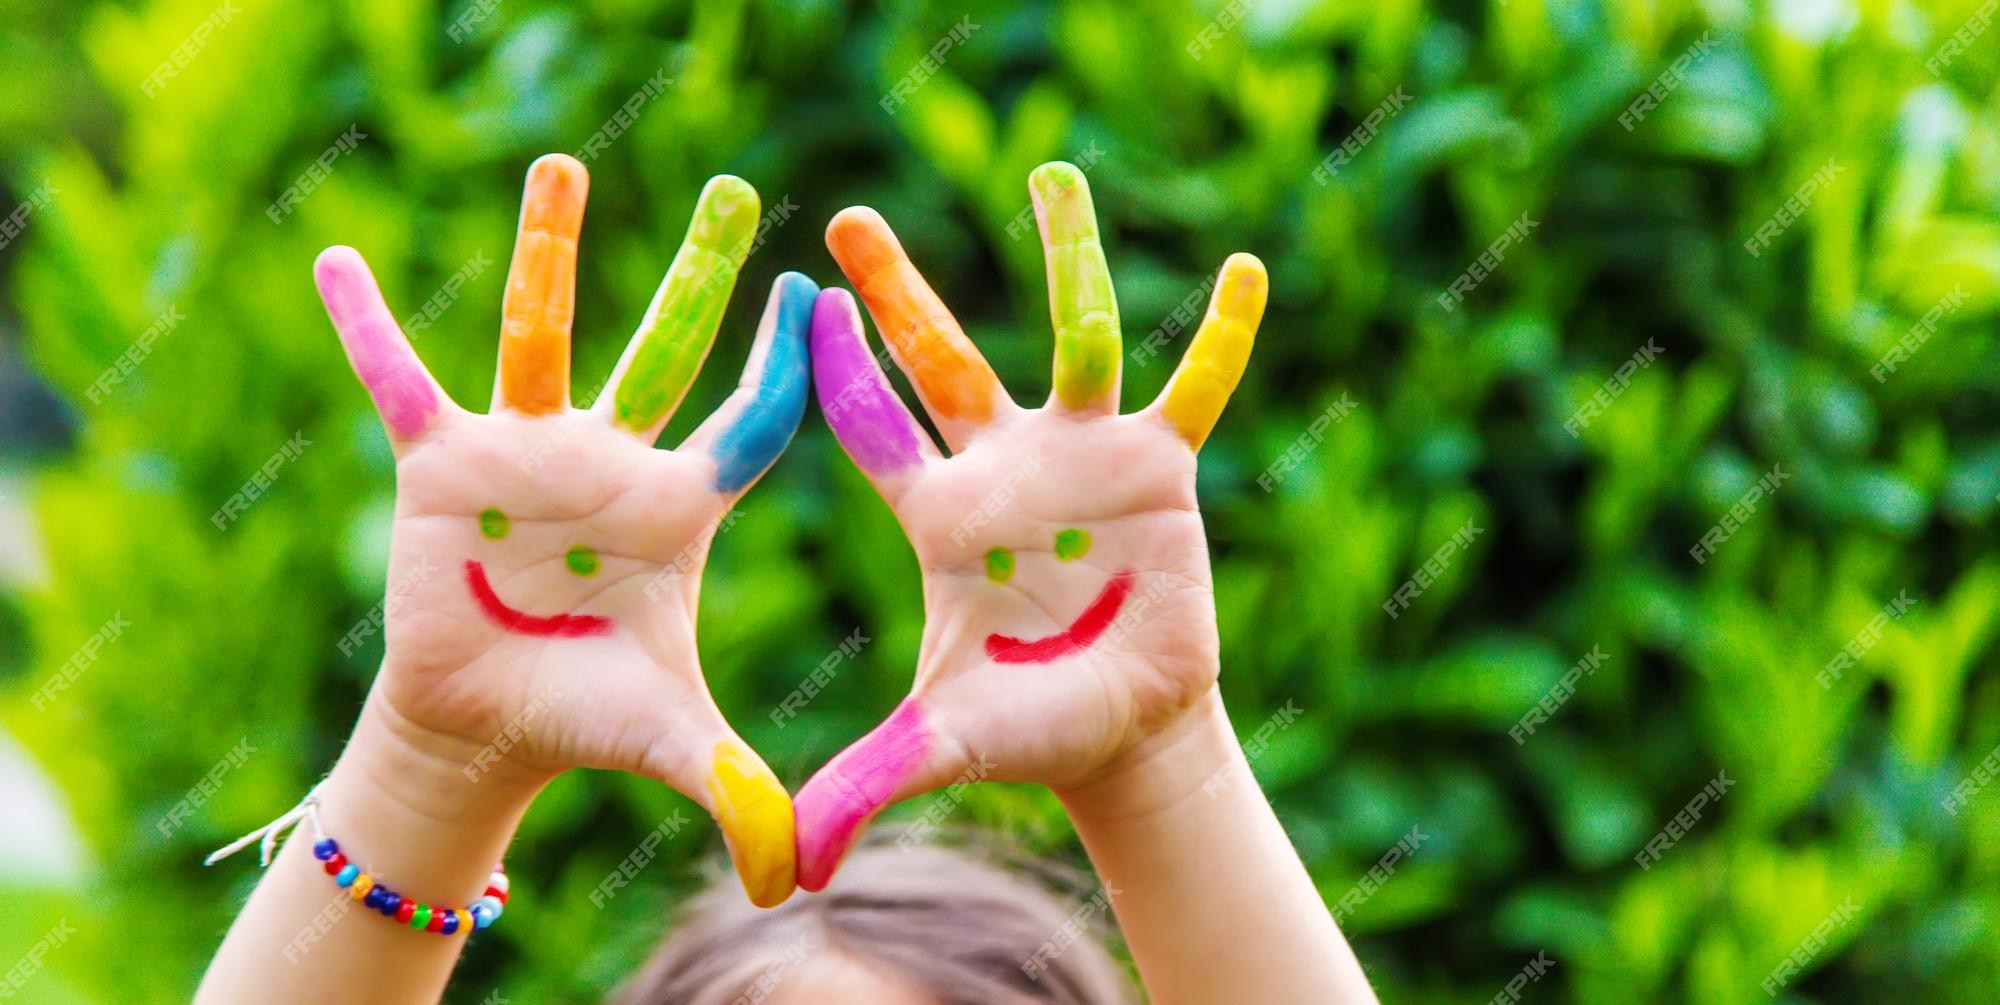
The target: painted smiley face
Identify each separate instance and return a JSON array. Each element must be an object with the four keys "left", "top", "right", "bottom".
[
  {"left": 982, "top": 529, "right": 1136, "bottom": 664},
  {"left": 462, "top": 508, "right": 615, "bottom": 638}
]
